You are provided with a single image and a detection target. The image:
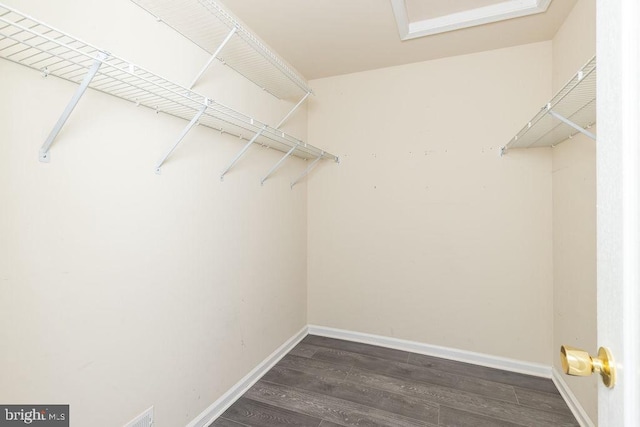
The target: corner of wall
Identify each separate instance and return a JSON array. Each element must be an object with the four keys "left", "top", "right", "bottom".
[{"left": 550, "top": 0, "right": 598, "bottom": 422}]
